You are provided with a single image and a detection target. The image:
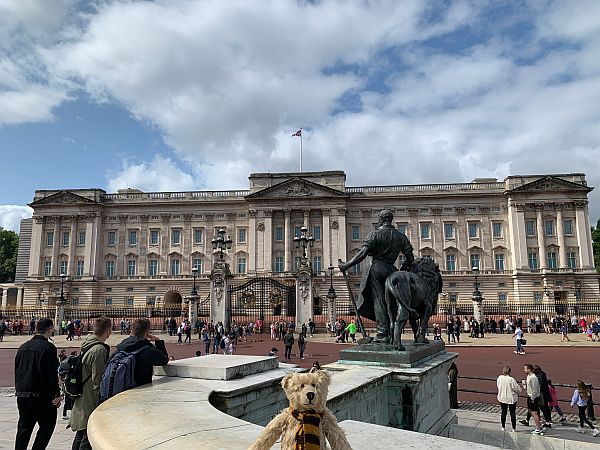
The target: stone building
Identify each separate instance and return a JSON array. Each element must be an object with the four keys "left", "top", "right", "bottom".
[{"left": 7, "top": 170, "right": 599, "bottom": 324}]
